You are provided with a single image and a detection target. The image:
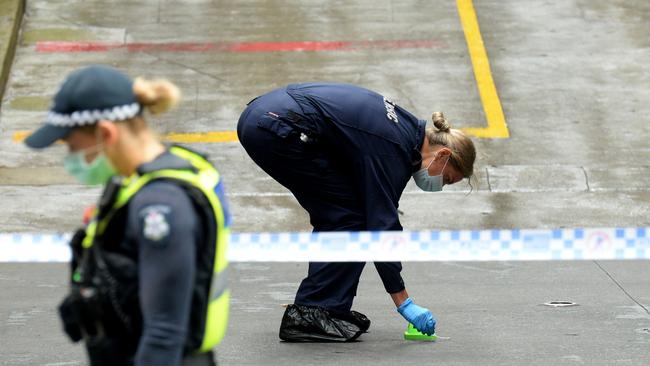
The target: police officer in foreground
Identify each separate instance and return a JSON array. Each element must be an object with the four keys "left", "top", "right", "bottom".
[
  {"left": 25, "top": 65, "right": 230, "bottom": 365},
  {"left": 237, "top": 83, "right": 476, "bottom": 342}
]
